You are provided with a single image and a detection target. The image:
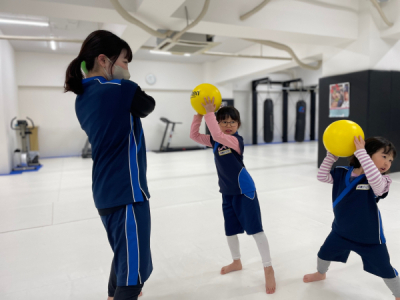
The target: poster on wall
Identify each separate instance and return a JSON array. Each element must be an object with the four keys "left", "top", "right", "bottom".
[{"left": 329, "top": 82, "right": 350, "bottom": 117}]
